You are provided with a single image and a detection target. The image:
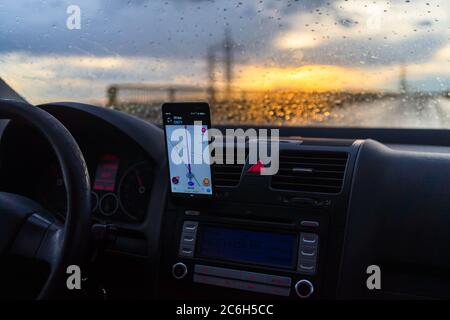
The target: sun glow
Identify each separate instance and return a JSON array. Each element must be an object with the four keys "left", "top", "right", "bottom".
[{"left": 235, "top": 64, "right": 394, "bottom": 92}]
